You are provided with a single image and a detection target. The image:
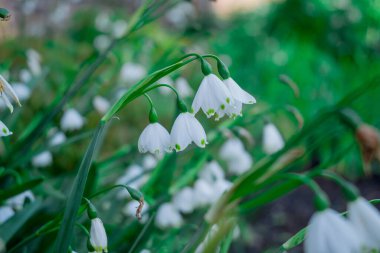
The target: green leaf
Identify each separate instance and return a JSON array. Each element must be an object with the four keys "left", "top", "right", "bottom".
[
  {"left": 0, "top": 177, "right": 44, "bottom": 201},
  {"left": 55, "top": 123, "right": 105, "bottom": 253},
  {"left": 280, "top": 227, "right": 306, "bottom": 251},
  {"left": 0, "top": 200, "right": 42, "bottom": 243}
]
